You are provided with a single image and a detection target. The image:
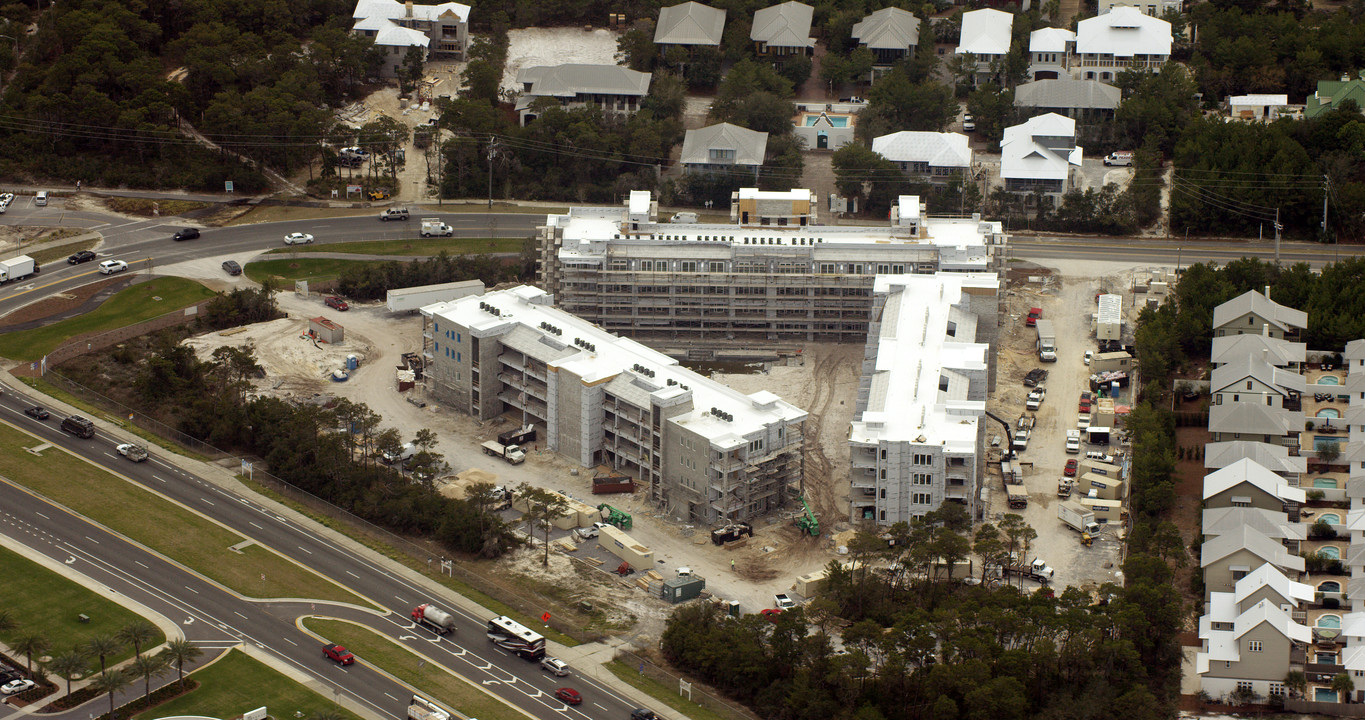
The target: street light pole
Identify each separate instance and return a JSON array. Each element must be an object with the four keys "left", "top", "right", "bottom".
[{"left": 486, "top": 138, "right": 500, "bottom": 210}]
